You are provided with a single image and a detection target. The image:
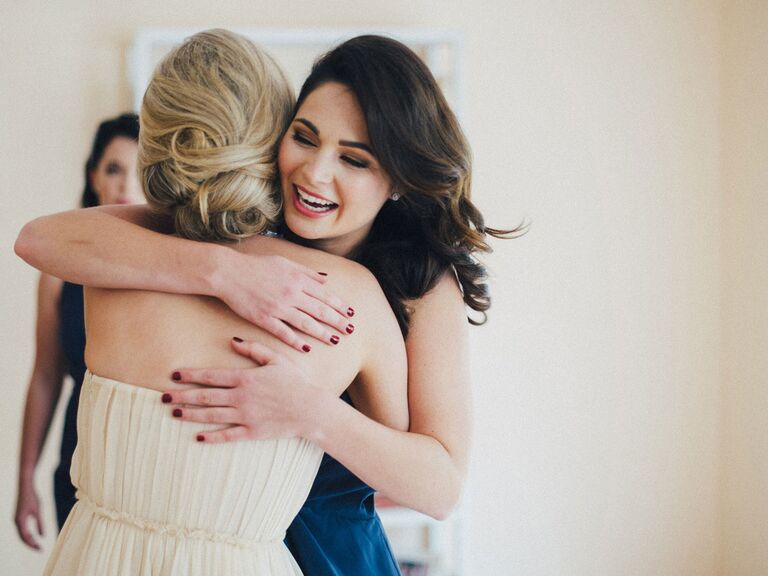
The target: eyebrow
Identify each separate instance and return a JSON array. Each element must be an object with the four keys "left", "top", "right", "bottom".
[{"left": 295, "top": 117, "right": 374, "bottom": 155}]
